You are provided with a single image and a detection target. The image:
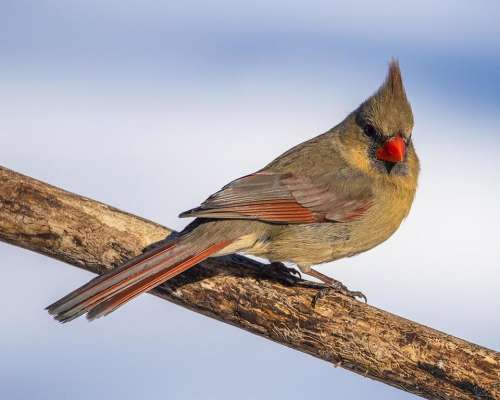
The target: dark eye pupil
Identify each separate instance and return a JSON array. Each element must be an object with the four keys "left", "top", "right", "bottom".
[{"left": 364, "top": 124, "right": 377, "bottom": 138}]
